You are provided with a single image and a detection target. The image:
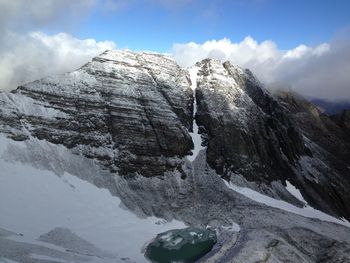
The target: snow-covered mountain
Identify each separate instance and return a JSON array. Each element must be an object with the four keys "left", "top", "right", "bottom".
[{"left": 0, "top": 50, "right": 350, "bottom": 262}]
